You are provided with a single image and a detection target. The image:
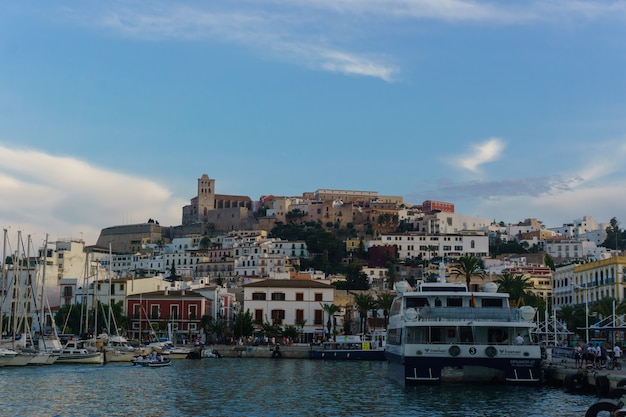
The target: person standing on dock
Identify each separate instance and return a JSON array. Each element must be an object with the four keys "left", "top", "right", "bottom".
[
  {"left": 574, "top": 343, "right": 583, "bottom": 368},
  {"left": 614, "top": 344, "right": 622, "bottom": 367}
]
